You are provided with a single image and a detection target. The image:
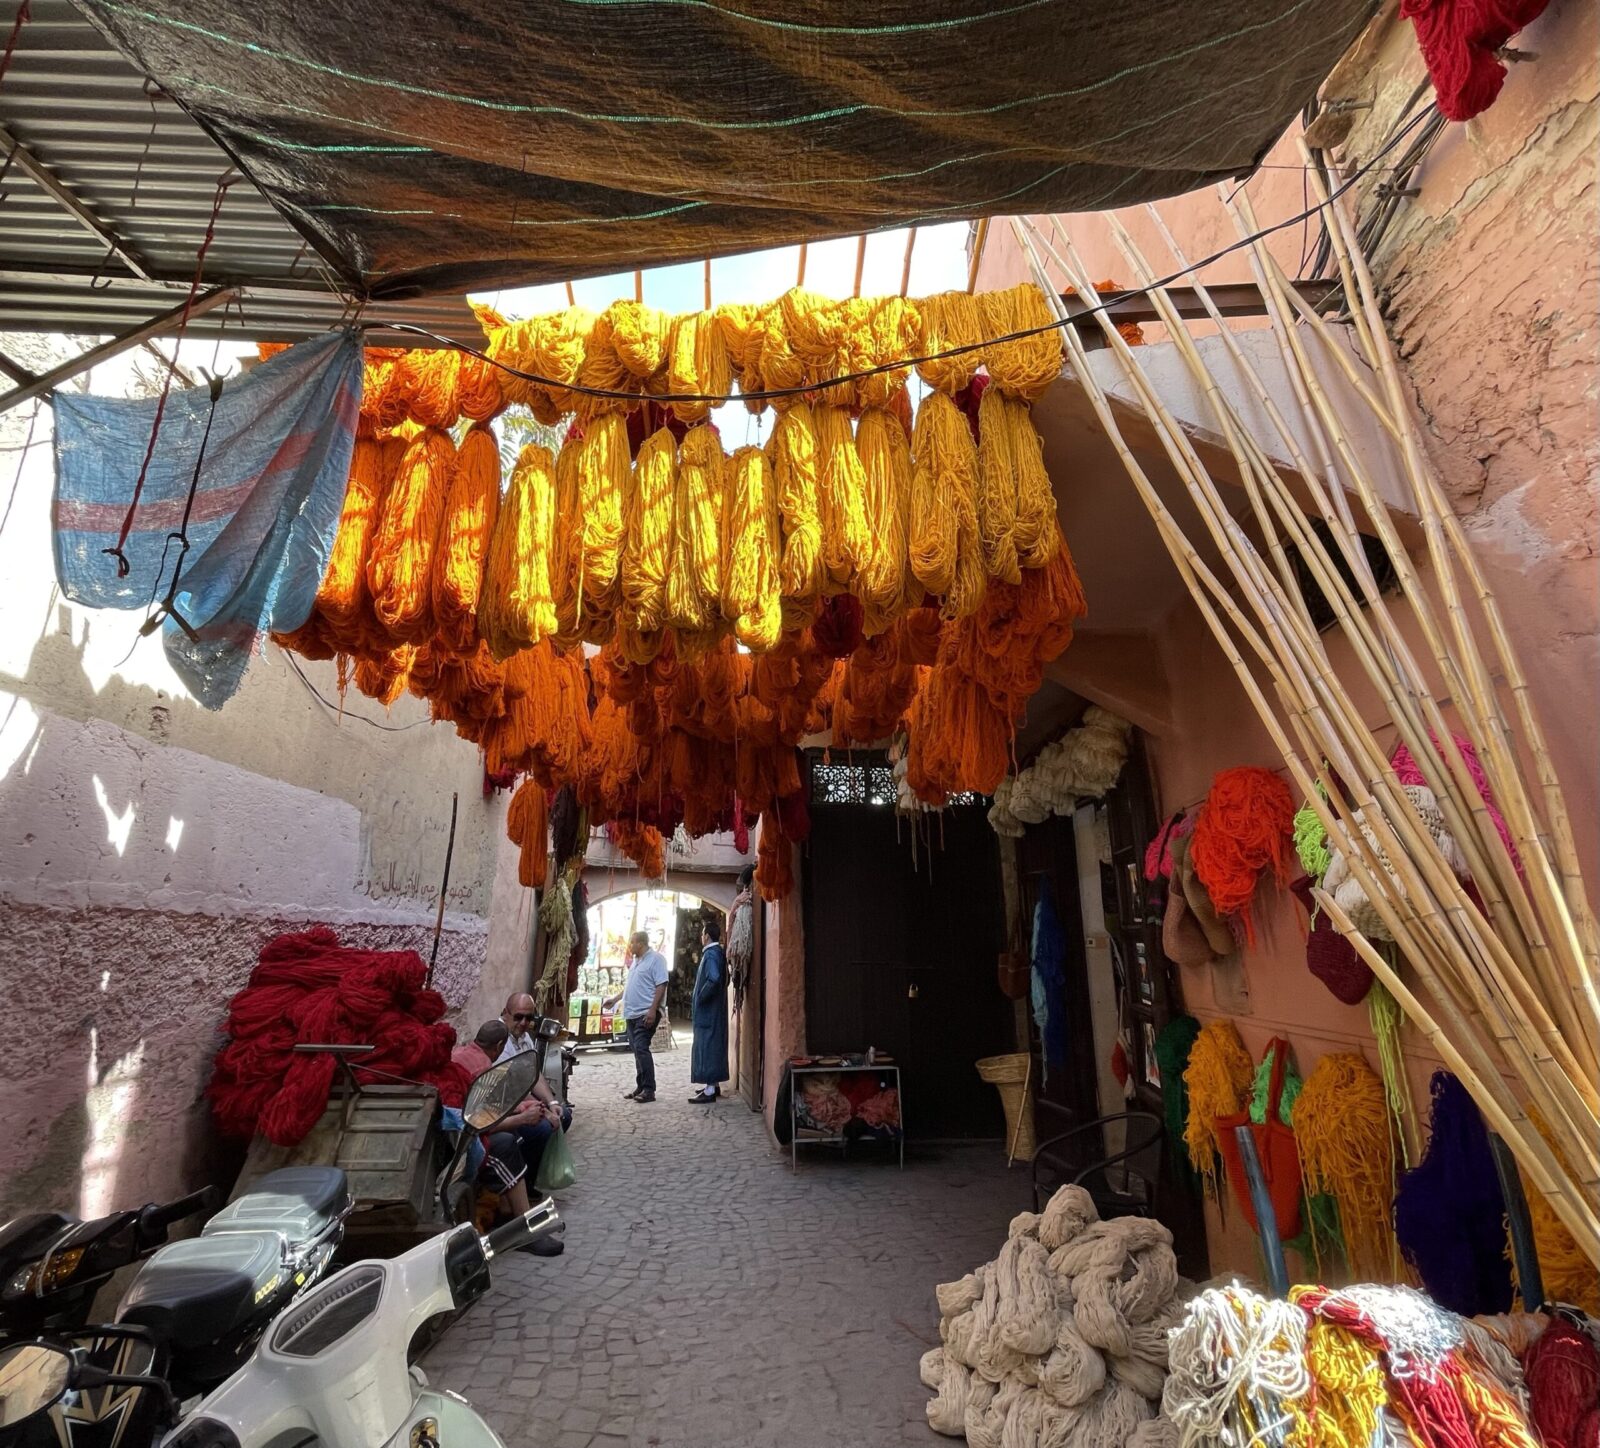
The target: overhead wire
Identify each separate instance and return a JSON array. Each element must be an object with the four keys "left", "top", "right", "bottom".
[{"left": 364, "top": 106, "right": 1435, "bottom": 408}]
